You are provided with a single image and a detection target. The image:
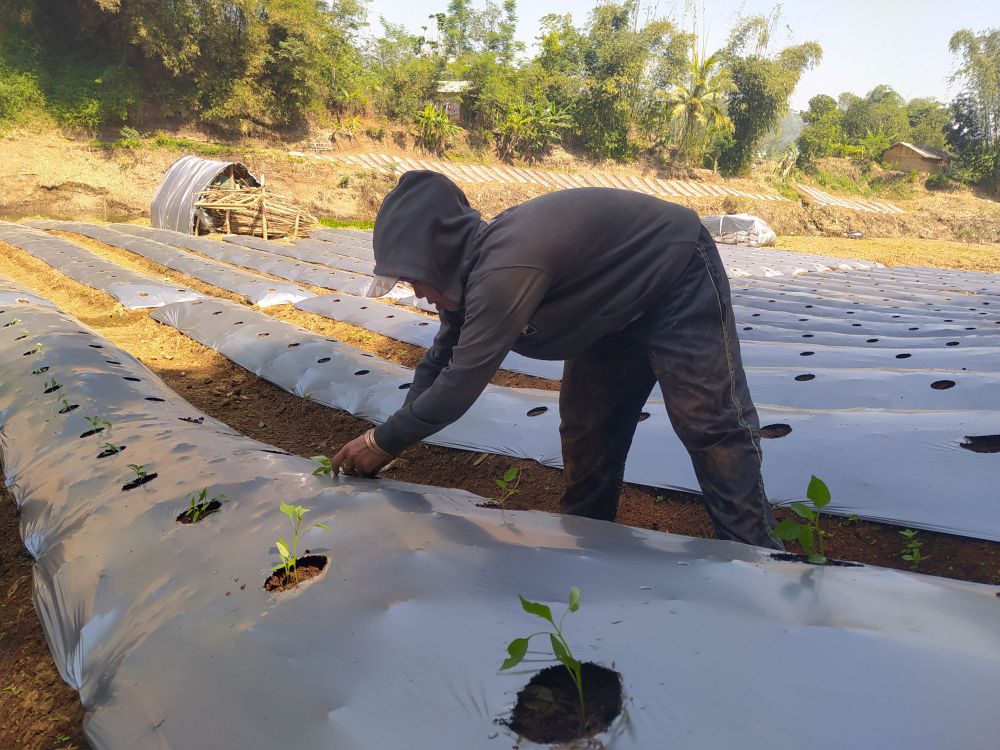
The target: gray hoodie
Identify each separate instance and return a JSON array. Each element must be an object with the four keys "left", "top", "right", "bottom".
[{"left": 370, "top": 171, "right": 702, "bottom": 455}]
